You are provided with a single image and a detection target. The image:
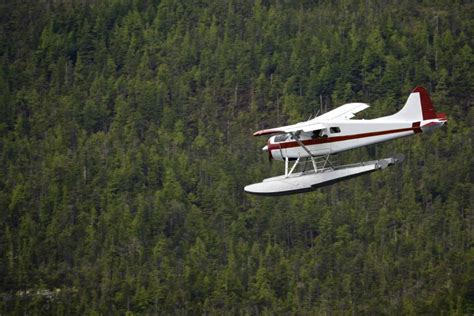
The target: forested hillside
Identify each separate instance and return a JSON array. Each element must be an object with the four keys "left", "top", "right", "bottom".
[{"left": 1, "top": 0, "right": 473, "bottom": 314}]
